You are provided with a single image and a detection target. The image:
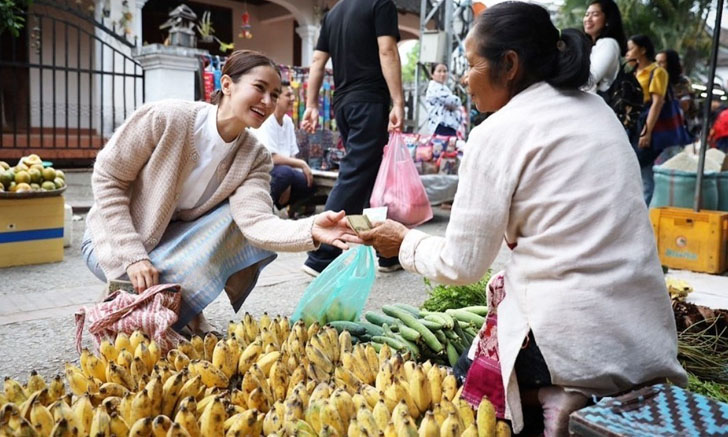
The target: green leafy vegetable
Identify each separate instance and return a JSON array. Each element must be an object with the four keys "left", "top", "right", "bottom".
[
  {"left": 421, "top": 270, "right": 491, "bottom": 312},
  {"left": 686, "top": 373, "right": 728, "bottom": 403}
]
